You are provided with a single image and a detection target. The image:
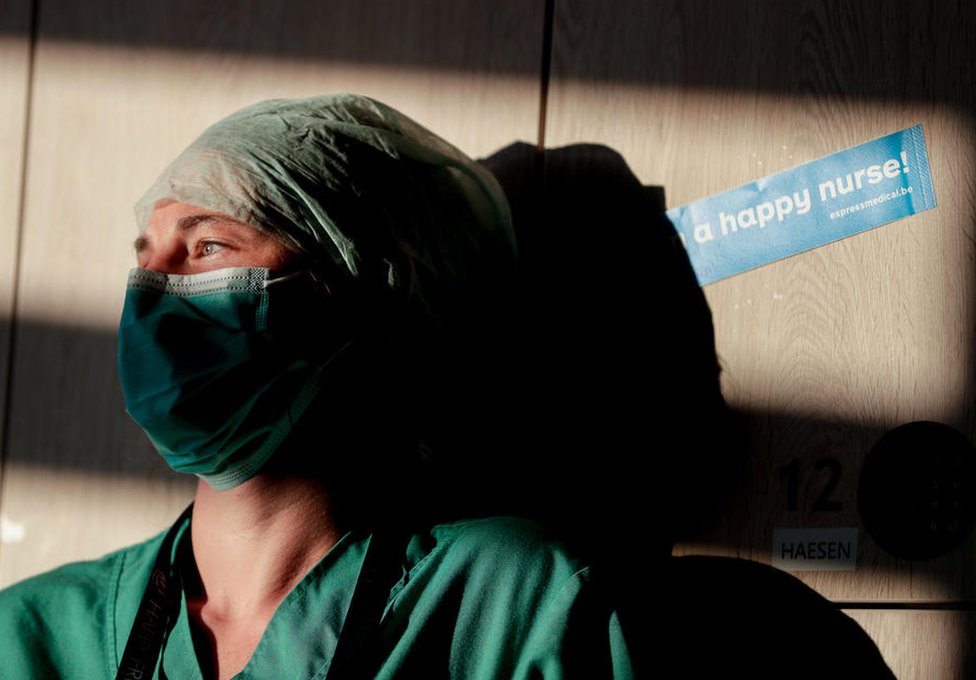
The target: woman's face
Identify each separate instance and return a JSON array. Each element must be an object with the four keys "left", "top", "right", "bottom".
[{"left": 135, "top": 200, "right": 296, "bottom": 274}]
